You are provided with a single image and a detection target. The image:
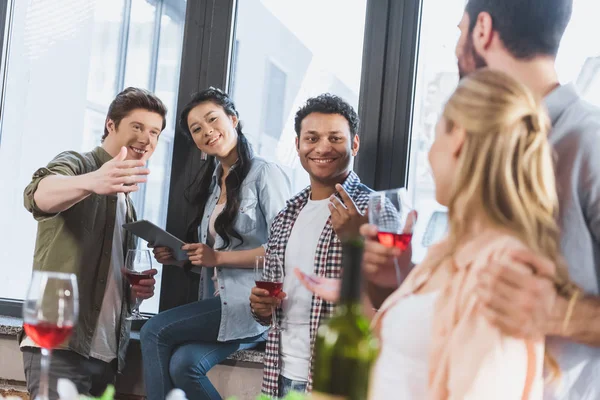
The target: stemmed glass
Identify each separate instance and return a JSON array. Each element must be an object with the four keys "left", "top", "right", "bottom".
[
  {"left": 254, "top": 255, "right": 284, "bottom": 331},
  {"left": 123, "top": 249, "right": 153, "bottom": 320},
  {"left": 368, "top": 188, "right": 416, "bottom": 285},
  {"left": 23, "top": 271, "right": 79, "bottom": 400}
]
